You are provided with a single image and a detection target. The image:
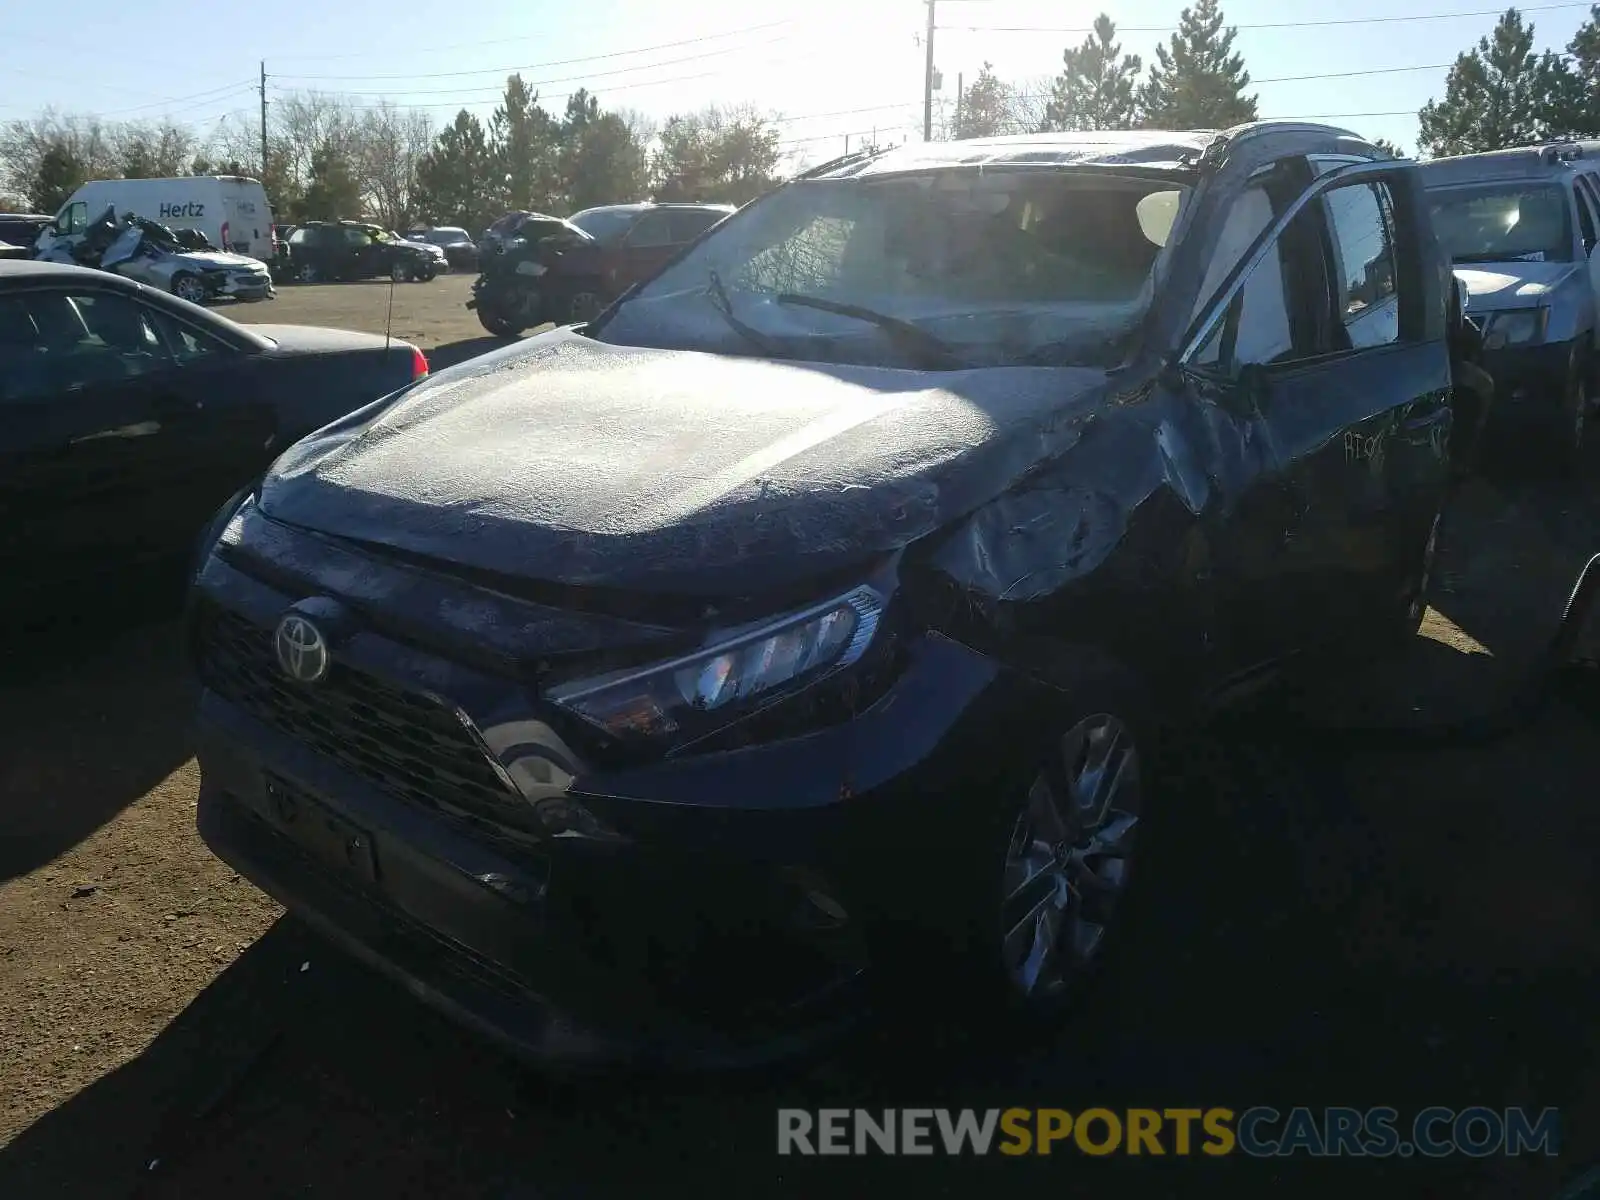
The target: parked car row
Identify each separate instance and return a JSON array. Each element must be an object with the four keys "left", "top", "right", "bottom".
[{"left": 280, "top": 221, "right": 447, "bottom": 284}]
